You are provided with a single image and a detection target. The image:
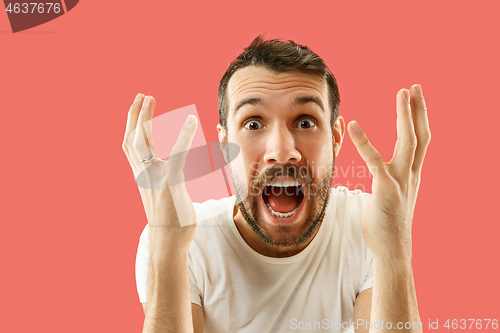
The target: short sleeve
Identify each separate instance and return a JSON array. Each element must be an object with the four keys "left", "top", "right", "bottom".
[
  {"left": 357, "top": 191, "right": 373, "bottom": 294},
  {"left": 135, "top": 224, "right": 203, "bottom": 306},
  {"left": 359, "top": 243, "right": 374, "bottom": 293},
  {"left": 135, "top": 224, "right": 150, "bottom": 303},
  {"left": 189, "top": 251, "right": 203, "bottom": 307}
]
